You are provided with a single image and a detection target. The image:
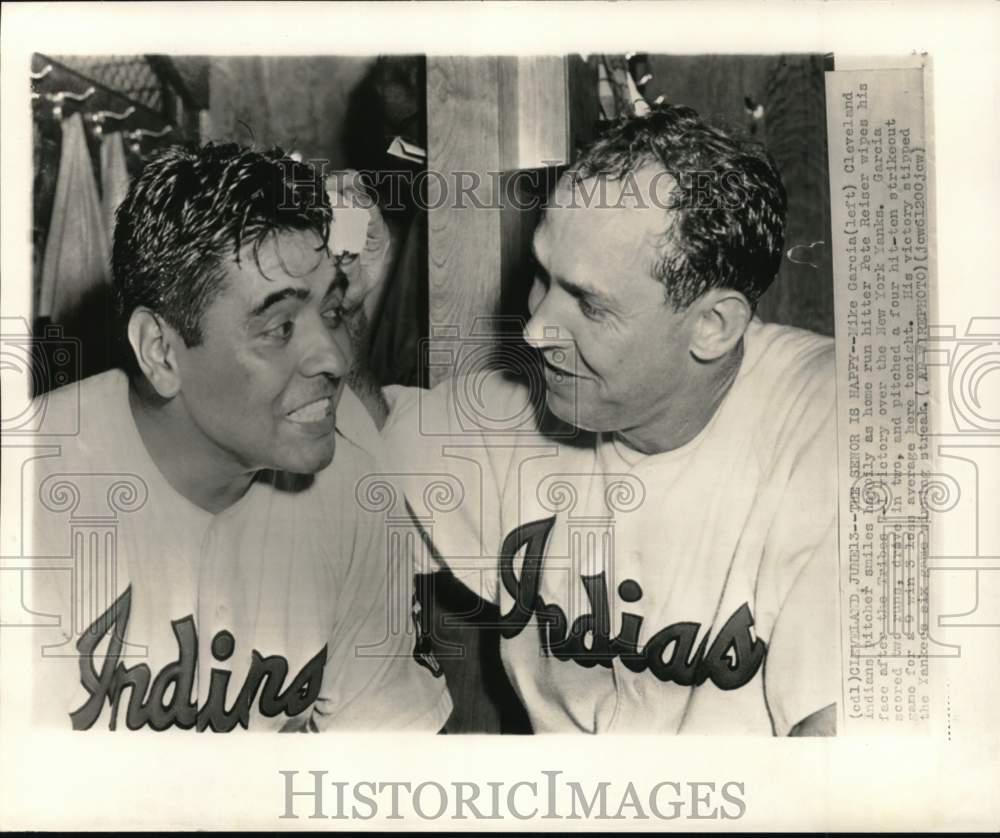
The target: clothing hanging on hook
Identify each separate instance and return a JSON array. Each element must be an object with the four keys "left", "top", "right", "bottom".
[
  {"left": 38, "top": 112, "right": 110, "bottom": 323},
  {"left": 100, "top": 129, "right": 131, "bottom": 240}
]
